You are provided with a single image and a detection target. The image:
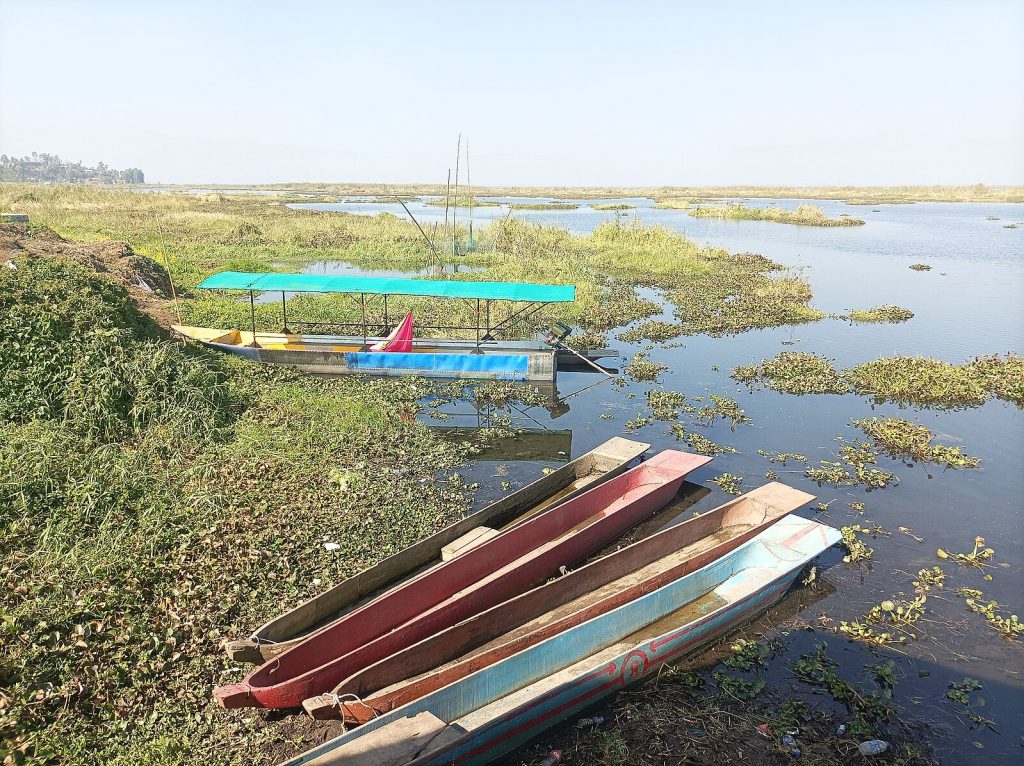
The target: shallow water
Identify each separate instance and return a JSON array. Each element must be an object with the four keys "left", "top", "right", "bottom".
[{"left": 312, "top": 197, "right": 1023, "bottom": 762}]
